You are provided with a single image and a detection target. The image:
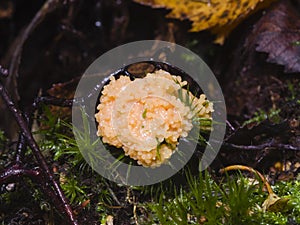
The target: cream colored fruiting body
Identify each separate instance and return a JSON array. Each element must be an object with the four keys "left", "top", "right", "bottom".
[{"left": 95, "top": 69, "right": 213, "bottom": 167}]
